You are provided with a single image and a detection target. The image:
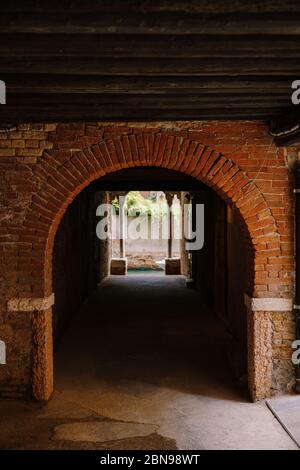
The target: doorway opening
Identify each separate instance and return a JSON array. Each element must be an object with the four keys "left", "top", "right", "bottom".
[
  {"left": 111, "top": 190, "right": 181, "bottom": 276},
  {"left": 52, "top": 167, "right": 249, "bottom": 414}
]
